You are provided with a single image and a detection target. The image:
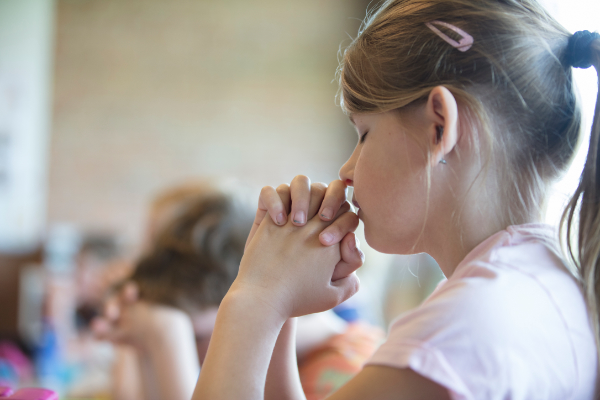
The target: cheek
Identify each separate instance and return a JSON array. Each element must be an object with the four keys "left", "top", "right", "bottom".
[
  {"left": 354, "top": 148, "right": 393, "bottom": 211},
  {"left": 355, "top": 140, "right": 429, "bottom": 252},
  {"left": 354, "top": 147, "right": 402, "bottom": 243}
]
